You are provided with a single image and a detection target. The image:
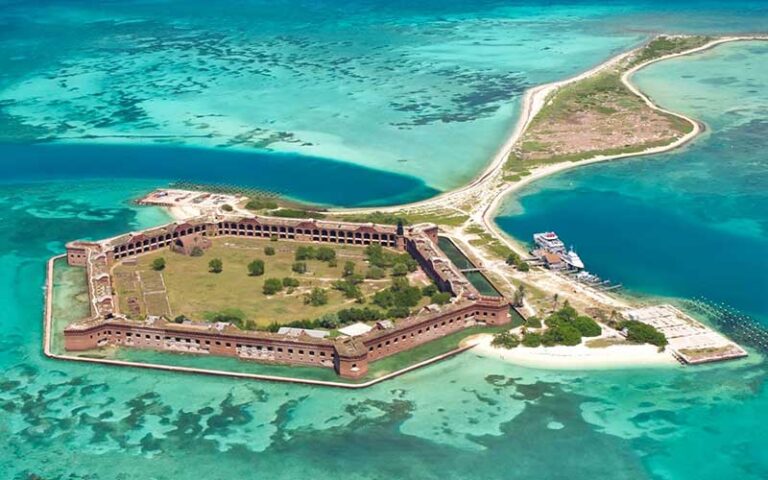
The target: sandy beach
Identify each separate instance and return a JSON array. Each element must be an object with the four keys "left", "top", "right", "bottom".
[{"left": 469, "top": 334, "right": 677, "bottom": 370}]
